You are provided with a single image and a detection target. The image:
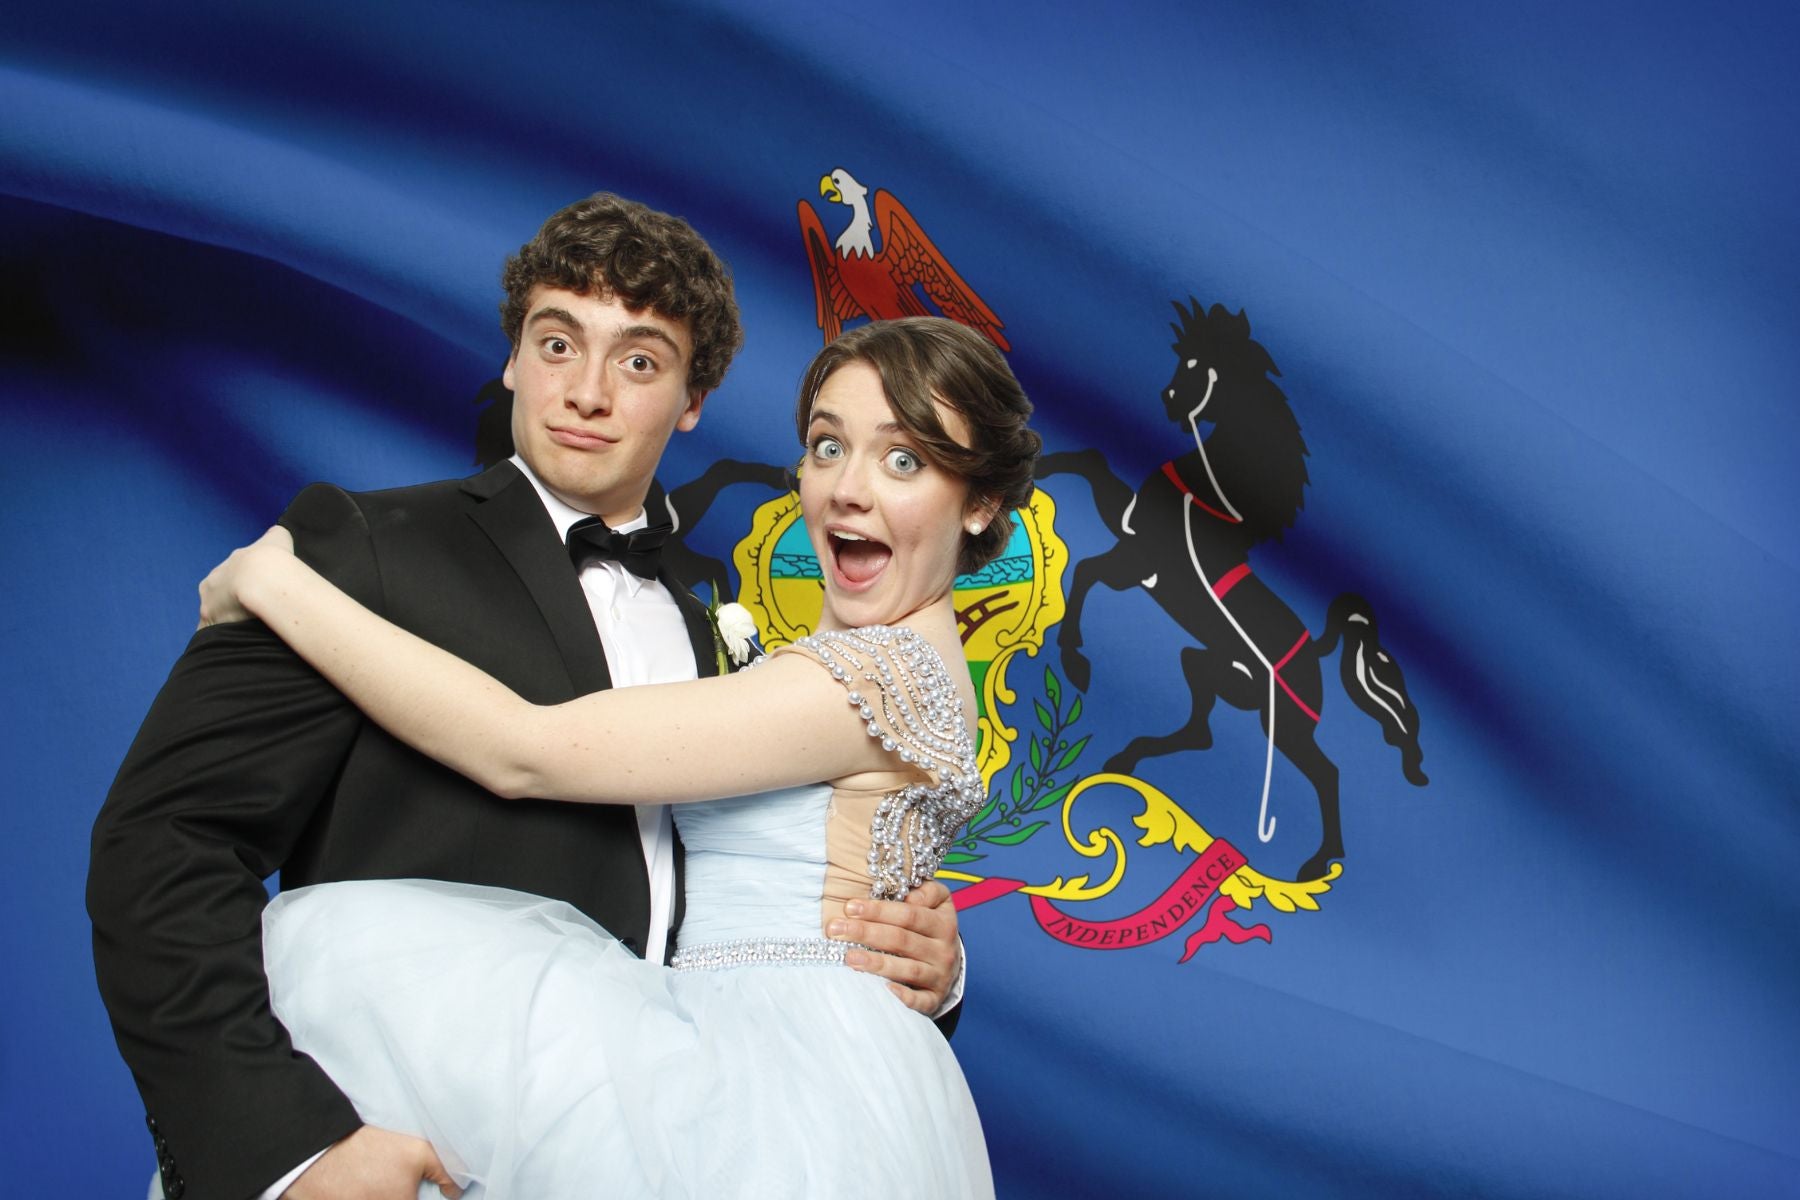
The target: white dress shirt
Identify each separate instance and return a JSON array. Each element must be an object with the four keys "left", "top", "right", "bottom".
[{"left": 509, "top": 454, "right": 688, "bottom": 963}]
